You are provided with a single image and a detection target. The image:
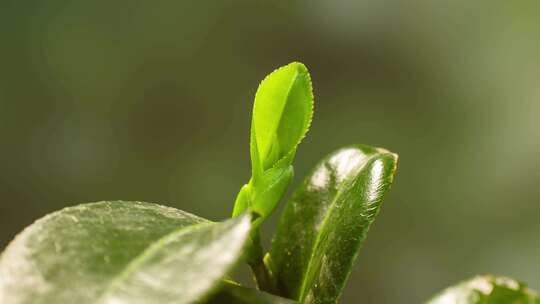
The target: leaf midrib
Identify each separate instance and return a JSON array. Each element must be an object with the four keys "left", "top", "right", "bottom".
[
  {"left": 255, "top": 67, "right": 300, "bottom": 168},
  {"left": 96, "top": 221, "right": 212, "bottom": 302}
]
